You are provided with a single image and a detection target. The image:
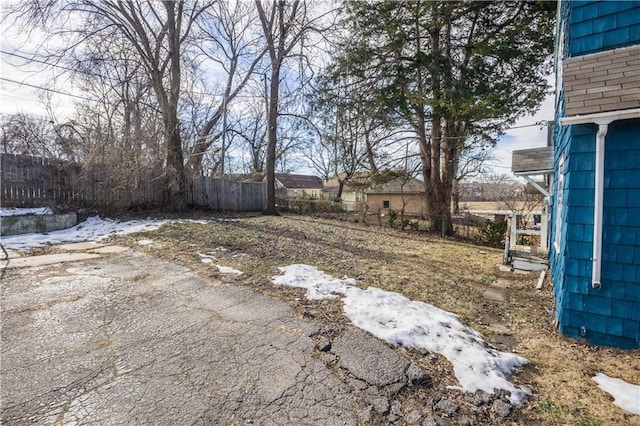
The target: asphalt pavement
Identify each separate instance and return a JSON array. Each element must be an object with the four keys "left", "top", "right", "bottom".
[{"left": 1, "top": 248, "right": 430, "bottom": 425}]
